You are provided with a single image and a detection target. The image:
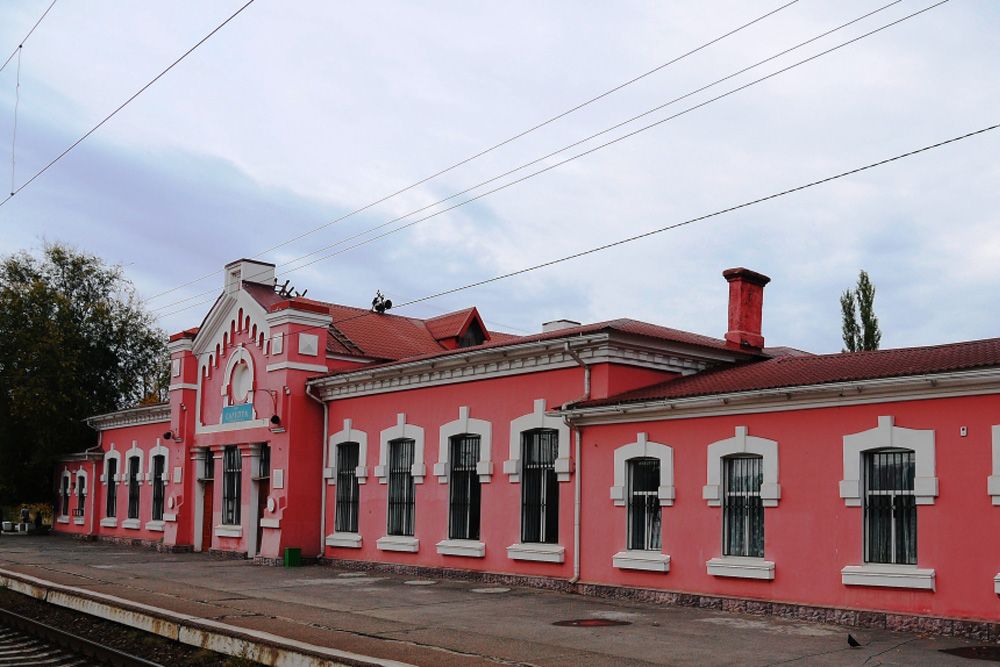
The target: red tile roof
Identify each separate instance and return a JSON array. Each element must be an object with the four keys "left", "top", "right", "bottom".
[
  {"left": 573, "top": 337, "right": 1000, "bottom": 408},
  {"left": 425, "top": 307, "right": 482, "bottom": 341}
]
